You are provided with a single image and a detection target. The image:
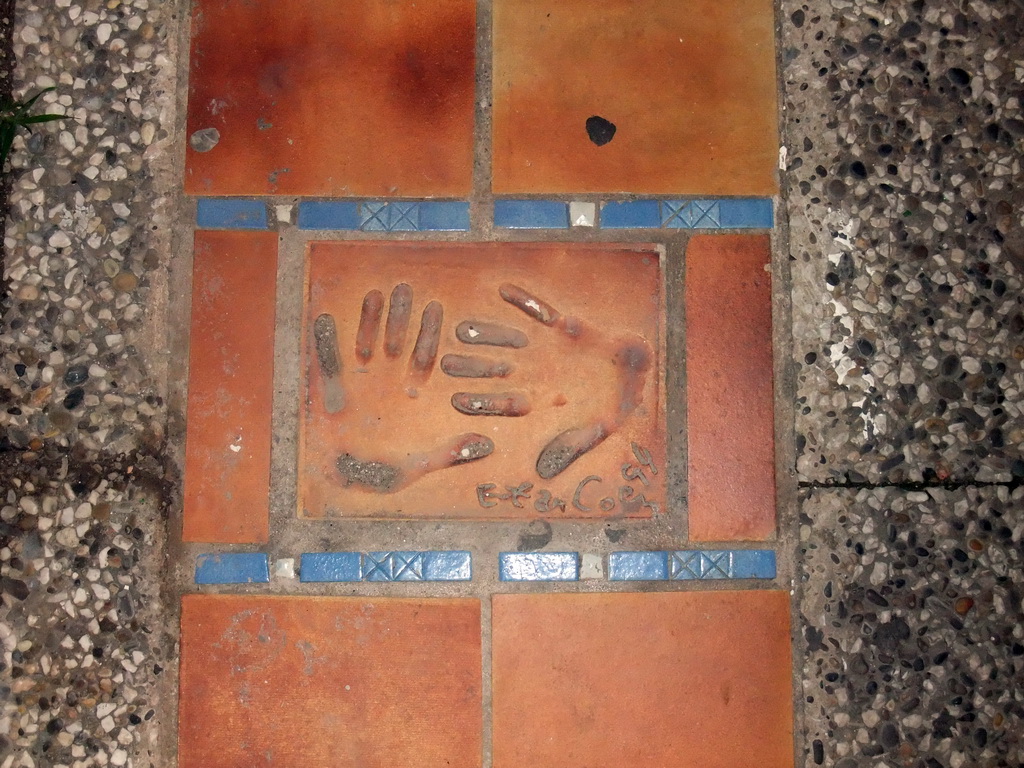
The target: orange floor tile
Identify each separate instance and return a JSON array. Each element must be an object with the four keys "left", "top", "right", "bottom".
[
  {"left": 300, "top": 242, "right": 664, "bottom": 520},
  {"left": 686, "top": 234, "right": 776, "bottom": 541},
  {"left": 178, "top": 595, "right": 482, "bottom": 768},
  {"left": 185, "top": 0, "right": 476, "bottom": 197},
  {"left": 491, "top": 0, "right": 778, "bottom": 195},
  {"left": 183, "top": 231, "right": 277, "bottom": 543},
  {"left": 492, "top": 591, "right": 793, "bottom": 768}
]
